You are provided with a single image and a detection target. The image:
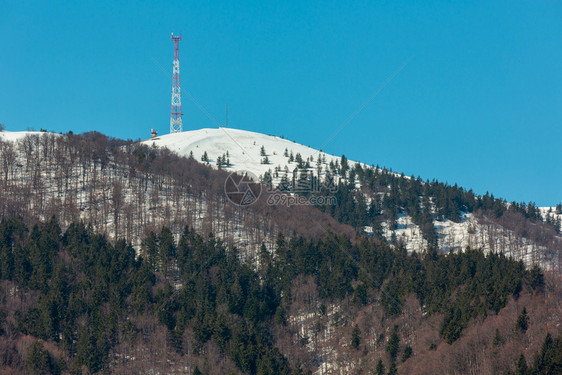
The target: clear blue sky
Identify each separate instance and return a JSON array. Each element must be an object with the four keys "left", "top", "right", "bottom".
[{"left": 1, "top": 1, "right": 560, "bottom": 205}]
